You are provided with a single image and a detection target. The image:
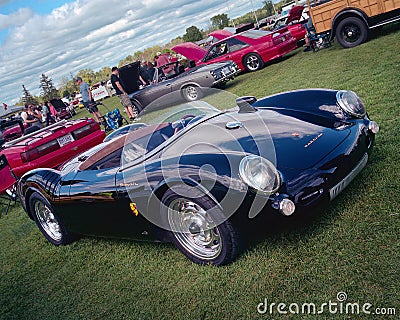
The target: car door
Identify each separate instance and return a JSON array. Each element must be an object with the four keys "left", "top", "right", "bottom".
[
  {"left": 225, "top": 37, "right": 250, "bottom": 62},
  {"left": 204, "top": 41, "right": 230, "bottom": 64},
  {"left": 205, "top": 38, "right": 249, "bottom": 65},
  {"left": 64, "top": 163, "right": 149, "bottom": 239},
  {"left": 135, "top": 77, "right": 174, "bottom": 108}
]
